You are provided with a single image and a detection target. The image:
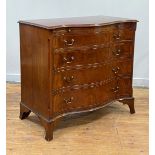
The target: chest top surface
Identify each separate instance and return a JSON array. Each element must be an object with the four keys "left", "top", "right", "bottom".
[{"left": 18, "top": 15, "right": 138, "bottom": 29}]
